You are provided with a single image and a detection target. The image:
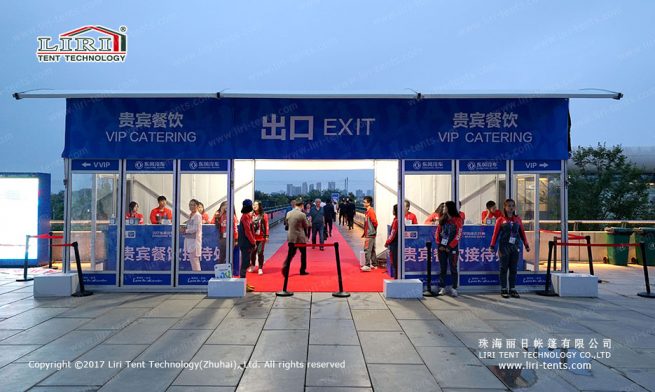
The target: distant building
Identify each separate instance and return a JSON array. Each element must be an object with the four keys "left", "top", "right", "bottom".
[
  {"left": 302, "top": 182, "right": 308, "bottom": 194},
  {"left": 316, "top": 182, "right": 322, "bottom": 192},
  {"left": 366, "top": 189, "right": 373, "bottom": 196},
  {"left": 328, "top": 181, "right": 336, "bottom": 190},
  {"left": 293, "top": 186, "right": 301, "bottom": 195},
  {"left": 355, "top": 189, "right": 364, "bottom": 198},
  {"left": 286, "top": 184, "right": 293, "bottom": 196},
  {"left": 309, "top": 184, "right": 315, "bottom": 192}
]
